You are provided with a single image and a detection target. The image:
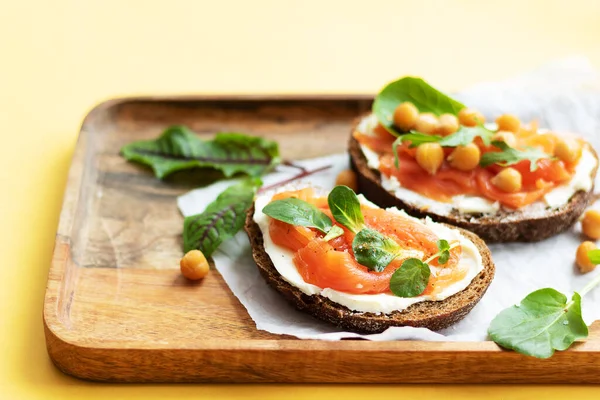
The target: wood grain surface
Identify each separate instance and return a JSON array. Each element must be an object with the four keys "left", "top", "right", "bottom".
[{"left": 44, "top": 96, "right": 600, "bottom": 383}]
